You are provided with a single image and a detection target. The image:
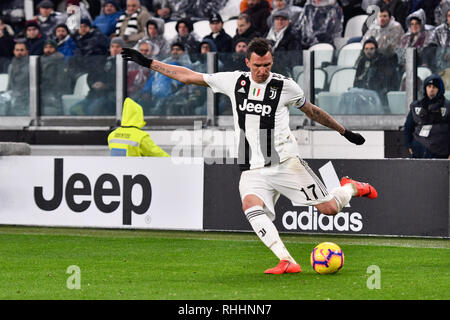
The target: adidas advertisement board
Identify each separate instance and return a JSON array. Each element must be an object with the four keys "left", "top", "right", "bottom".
[
  {"left": 0, "top": 156, "right": 204, "bottom": 230},
  {"left": 203, "top": 159, "right": 449, "bottom": 237}
]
